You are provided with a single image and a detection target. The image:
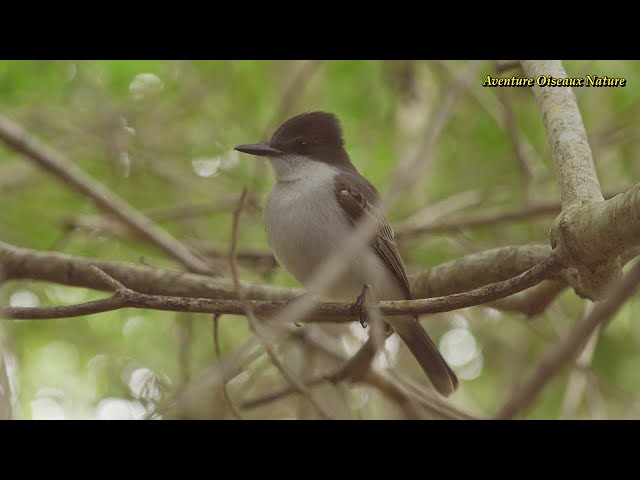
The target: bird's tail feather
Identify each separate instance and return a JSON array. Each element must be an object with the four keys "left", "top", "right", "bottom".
[{"left": 391, "top": 316, "right": 458, "bottom": 397}]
